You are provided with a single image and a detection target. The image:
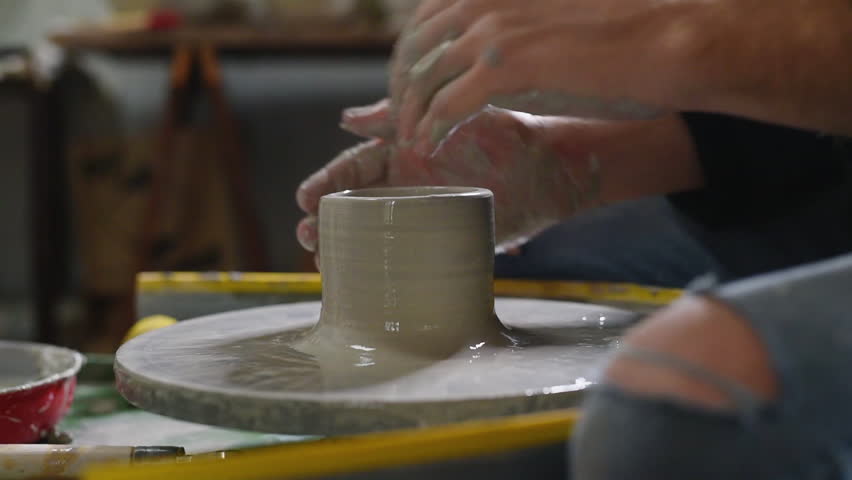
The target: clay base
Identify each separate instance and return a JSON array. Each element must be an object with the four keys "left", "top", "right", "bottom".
[{"left": 115, "top": 299, "right": 636, "bottom": 435}]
